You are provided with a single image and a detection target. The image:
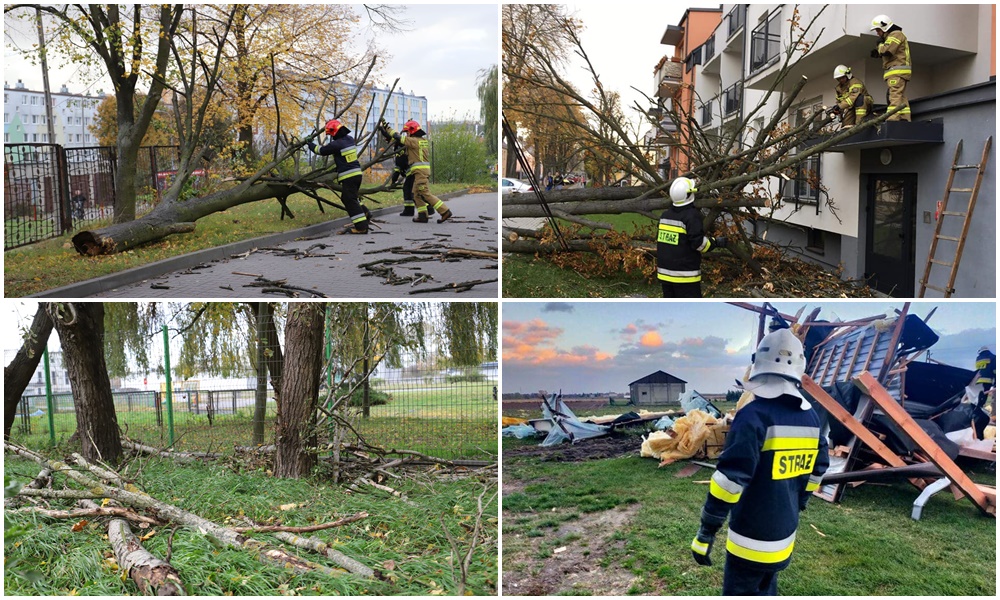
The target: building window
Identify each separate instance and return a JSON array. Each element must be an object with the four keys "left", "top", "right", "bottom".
[
  {"left": 700, "top": 100, "right": 713, "bottom": 126},
  {"left": 750, "top": 10, "right": 782, "bottom": 72},
  {"left": 22, "top": 94, "right": 27, "bottom": 104},
  {"left": 3, "top": 113, "right": 8, "bottom": 123},
  {"left": 704, "top": 34, "right": 715, "bottom": 62},
  {"left": 685, "top": 45, "right": 703, "bottom": 73},
  {"left": 723, "top": 82, "right": 742, "bottom": 116},
  {"left": 32, "top": 133, "right": 38, "bottom": 142},
  {"left": 31, "top": 114, "right": 38, "bottom": 124},
  {"left": 30, "top": 96, "right": 37, "bottom": 105},
  {"left": 782, "top": 99, "right": 824, "bottom": 206},
  {"left": 806, "top": 228, "right": 825, "bottom": 254}
]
